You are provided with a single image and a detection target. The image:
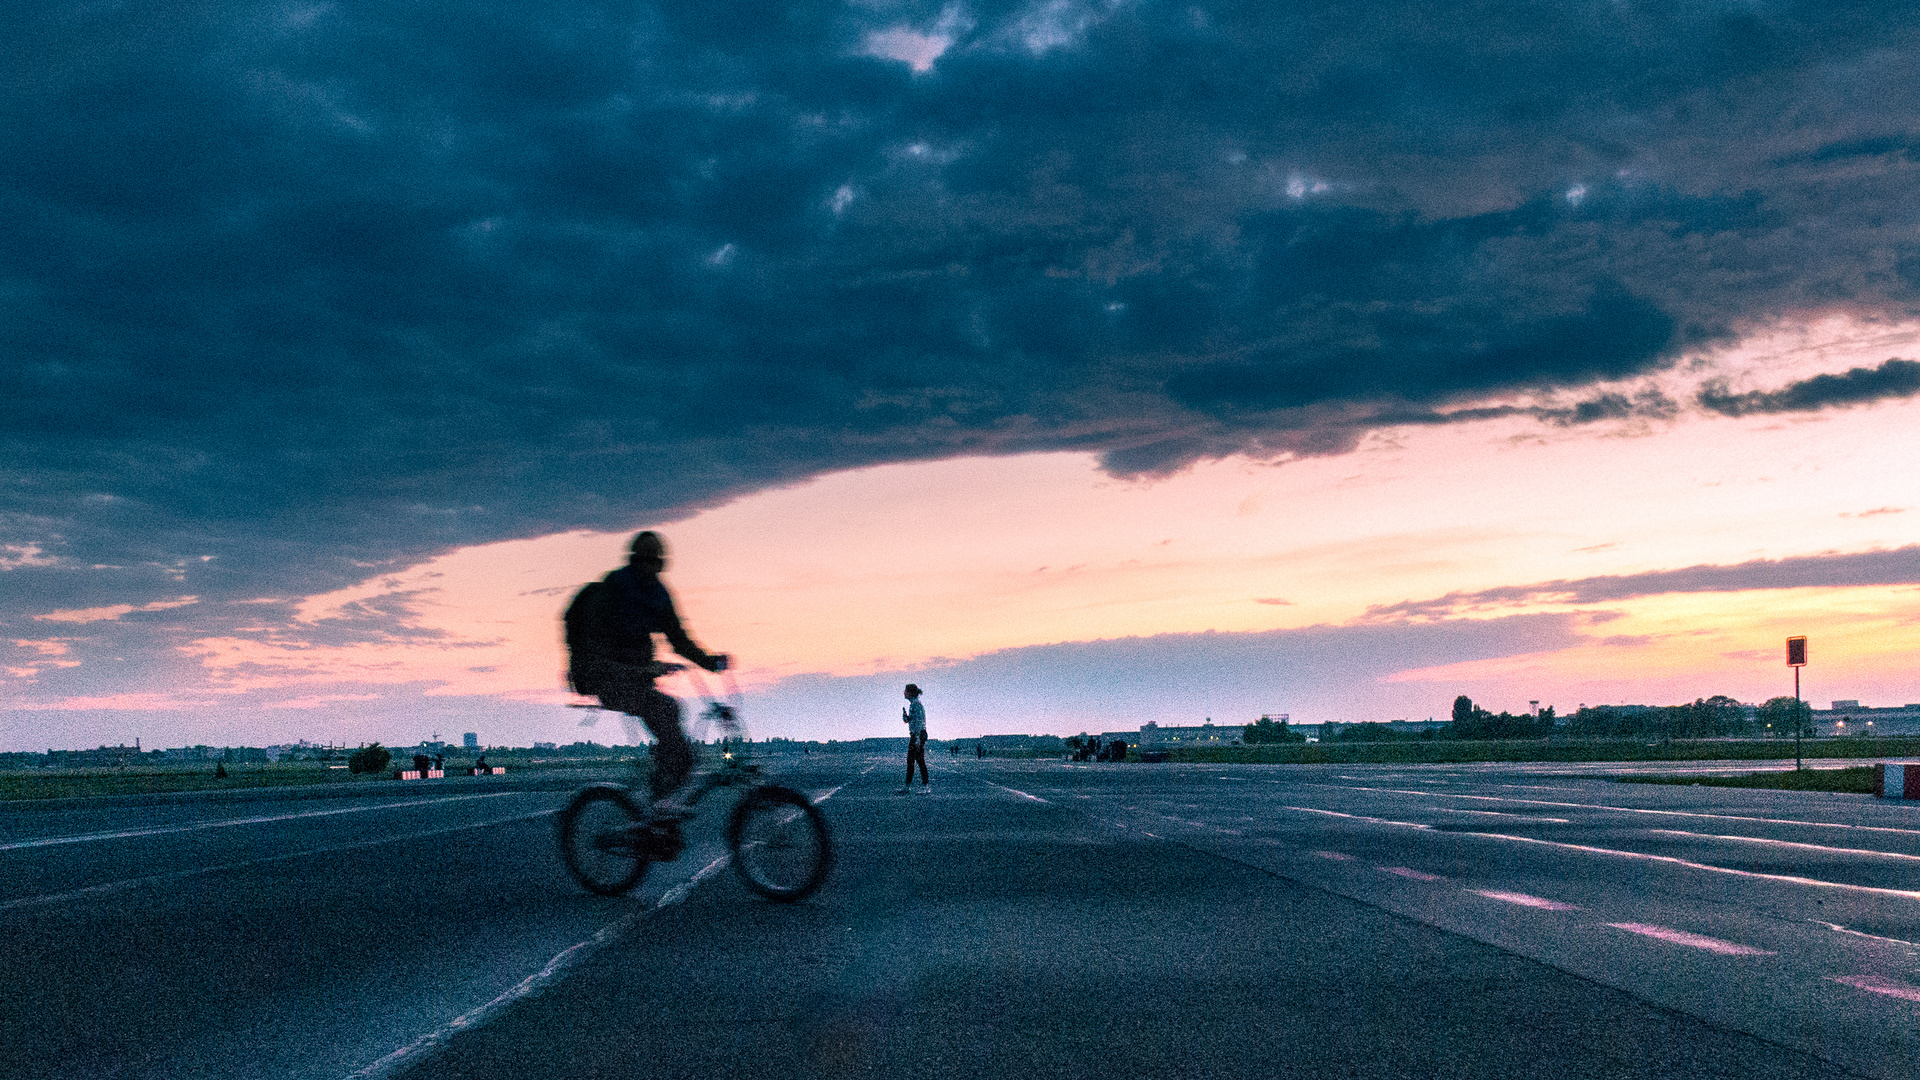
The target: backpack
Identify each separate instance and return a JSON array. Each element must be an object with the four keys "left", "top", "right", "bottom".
[{"left": 563, "top": 578, "right": 620, "bottom": 695}]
